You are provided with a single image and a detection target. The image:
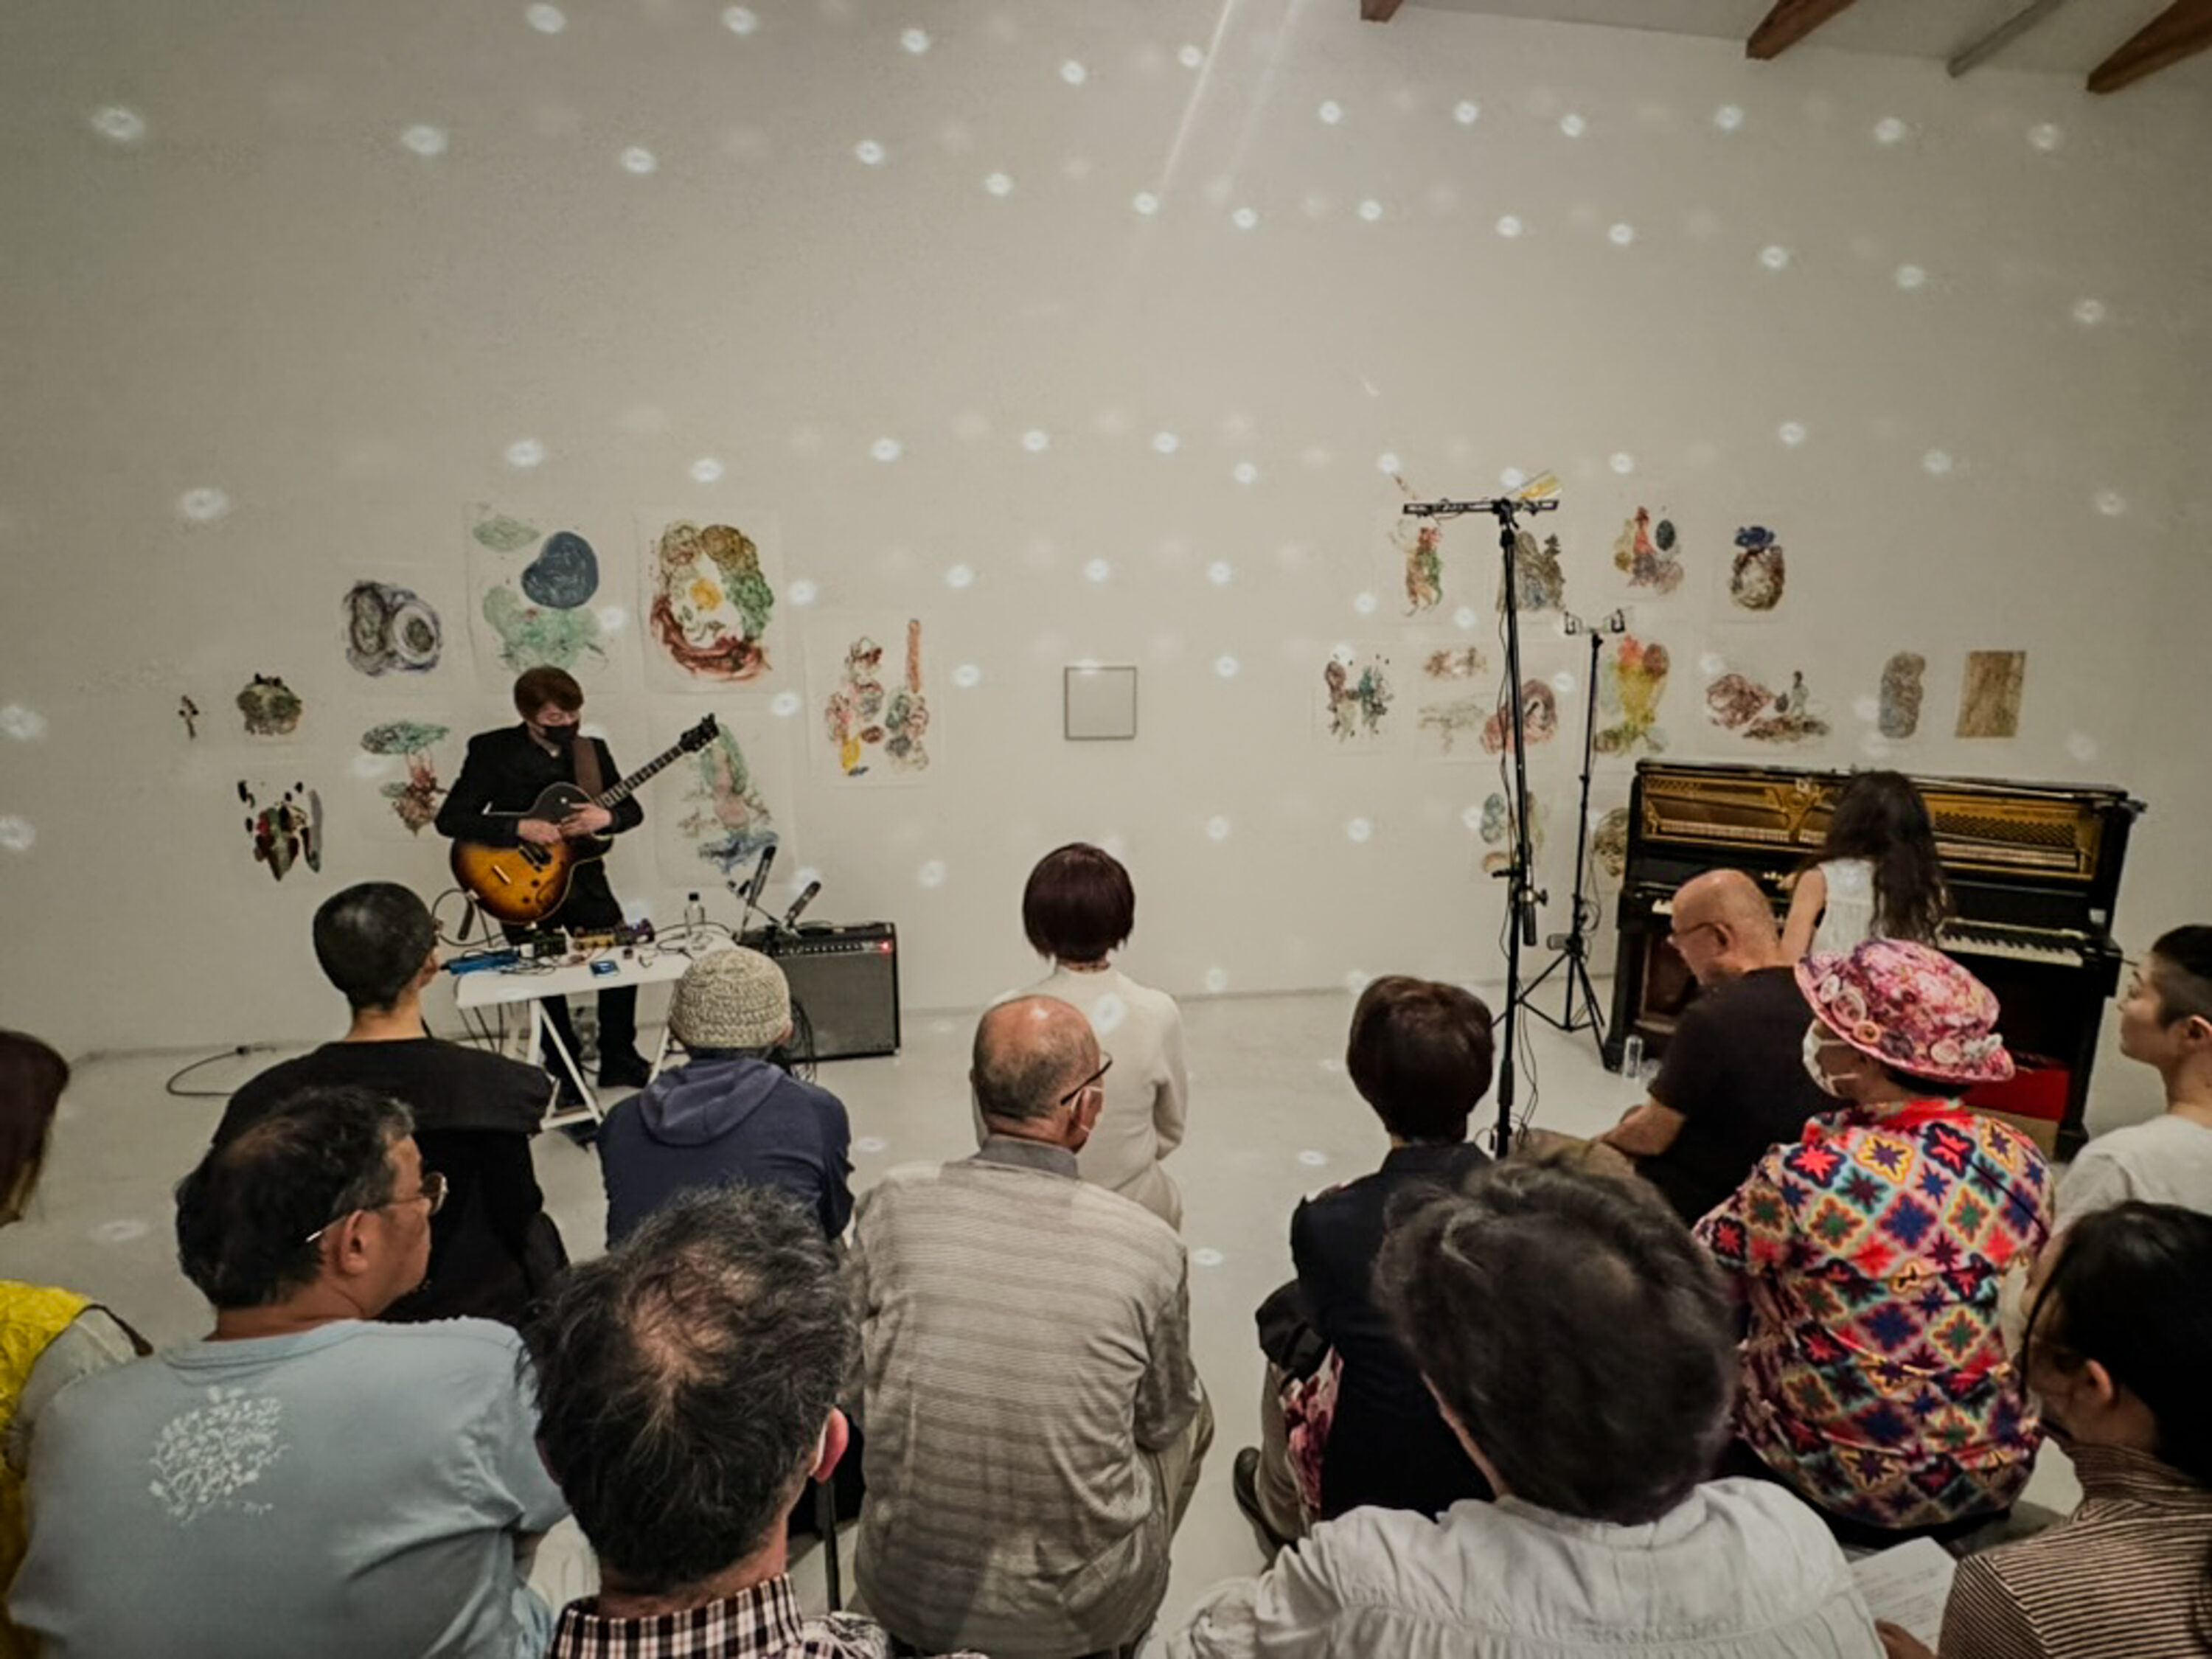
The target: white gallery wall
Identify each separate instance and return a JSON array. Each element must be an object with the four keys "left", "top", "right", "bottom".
[{"left": 3, "top": 1, "right": 2208, "bottom": 1133}]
